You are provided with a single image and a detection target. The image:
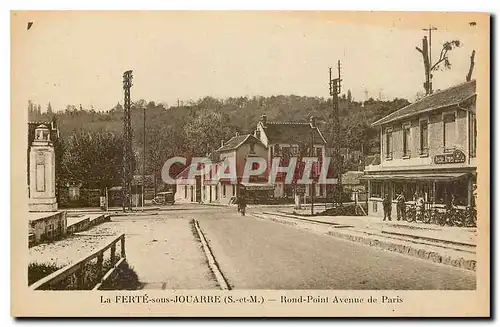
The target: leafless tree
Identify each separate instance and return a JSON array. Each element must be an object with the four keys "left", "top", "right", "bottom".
[
  {"left": 466, "top": 50, "right": 476, "bottom": 81},
  {"left": 416, "top": 37, "right": 461, "bottom": 95}
]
